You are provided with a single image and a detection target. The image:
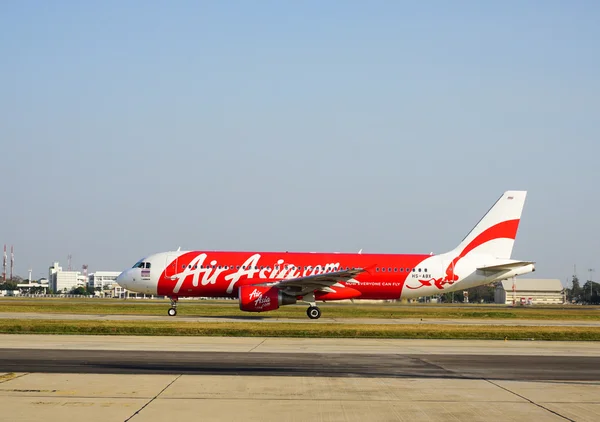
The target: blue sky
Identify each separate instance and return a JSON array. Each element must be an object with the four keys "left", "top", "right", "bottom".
[{"left": 1, "top": 1, "right": 598, "bottom": 285}]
